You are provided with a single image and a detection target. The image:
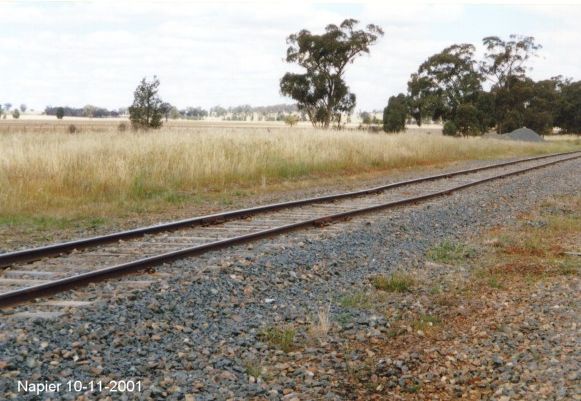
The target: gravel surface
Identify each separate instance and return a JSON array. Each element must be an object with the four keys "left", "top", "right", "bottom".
[
  {"left": 504, "top": 128, "right": 545, "bottom": 142},
  {"left": 0, "top": 158, "right": 579, "bottom": 400}
]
